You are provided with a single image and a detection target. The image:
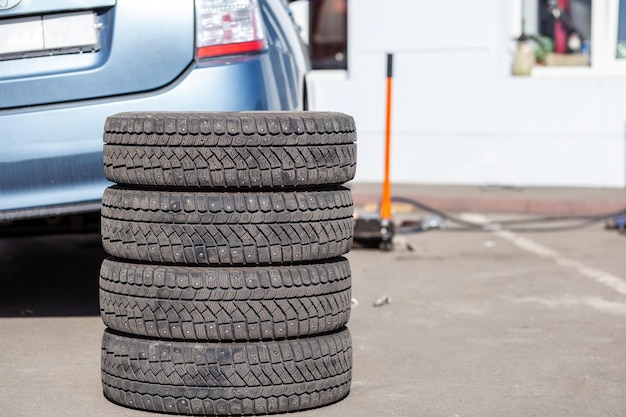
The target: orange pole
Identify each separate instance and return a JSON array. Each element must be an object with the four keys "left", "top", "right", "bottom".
[{"left": 380, "top": 53, "right": 393, "bottom": 221}]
